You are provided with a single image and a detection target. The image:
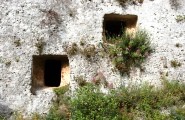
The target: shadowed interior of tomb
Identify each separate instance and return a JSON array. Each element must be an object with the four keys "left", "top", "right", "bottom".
[
  {"left": 103, "top": 14, "right": 138, "bottom": 40},
  {"left": 31, "top": 55, "right": 70, "bottom": 94},
  {"left": 44, "top": 60, "right": 62, "bottom": 87},
  {"left": 105, "top": 21, "right": 126, "bottom": 37}
]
